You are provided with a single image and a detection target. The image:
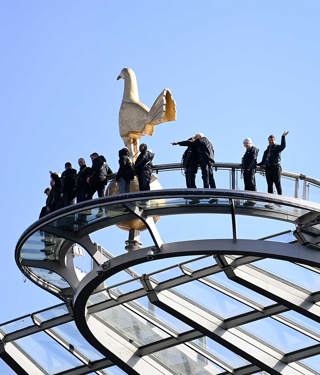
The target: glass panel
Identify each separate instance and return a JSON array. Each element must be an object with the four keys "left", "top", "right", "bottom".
[
  {"left": 28, "top": 267, "right": 70, "bottom": 289},
  {"left": 47, "top": 204, "right": 130, "bottom": 233},
  {"left": 105, "top": 366, "right": 127, "bottom": 375},
  {"left": 15, "top": 331, "right": 83, "bottom": 374},
  {"left": 151, "top": 266, "right": 184, "bottom": 282},
  {"left": 202, "top": 337, "right": 249, "bottom": 368},
  {"left": 96, "top": 304, "right": 170, "bottom": 346},
  {"left": 131, "top": 297, "right": 192, "bottom": 333},
  {"left": 0, "top": 359, "right": 17, "bottom": 375},
  {"left": 152, "top": 343, "right": 224, "bottom": 374},
  {"left": 20, "top": 231, "right": 64, "bottom": 261},
  {"left": 208, "top": 272, "right": 275, "bottom": 306},
  {"left": 263, "top": 230, "right": 296, "bottom": 243},
  {"left": 108, "top": 278, "right": 143, "bottom": 297},
  {"left": 33, "top": 304, "right": 69, "bottom": 324},
  {"left": 0, "top": 316, "right": 34, "bottom": 335},
  {"left": 253, "top": 259, "right": 320, "bottom": 292},
  {"left": 182, "top": 255, "right": 217, "bottom": 272},
  {"left": 241, "top": 318, "right": 317, "bottom": 352},
  {"left": 171, "top": 280, "right": 252, "bottom": 318},
  {"left": 300, "top": 354, "right": 320, "bottom": 373},
  {"left": 50, "top": 322, "right": 104, "bottom": 361},
  {"left": 277, "top": 310, "right": 320, "bottom": 336}
]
